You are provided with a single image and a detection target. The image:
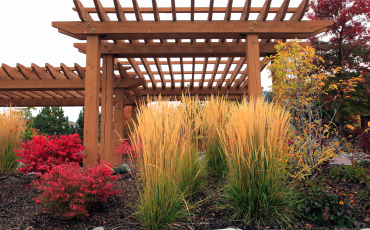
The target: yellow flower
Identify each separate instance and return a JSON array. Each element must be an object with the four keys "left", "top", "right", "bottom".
[{"left": 339, "top": 201, "right": 344, "bottom": 205}]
